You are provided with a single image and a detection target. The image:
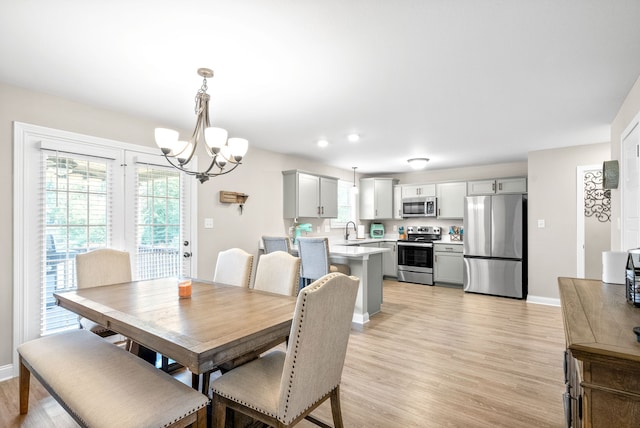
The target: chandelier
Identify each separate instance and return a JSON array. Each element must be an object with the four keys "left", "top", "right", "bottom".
[{"left": 154, "top": 68, "right": 248, "bottom": 183}]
